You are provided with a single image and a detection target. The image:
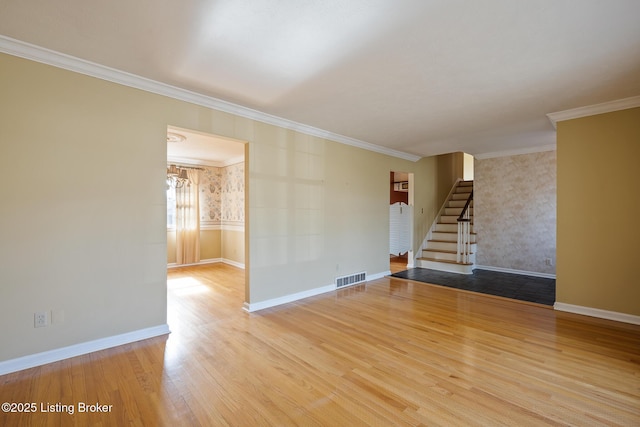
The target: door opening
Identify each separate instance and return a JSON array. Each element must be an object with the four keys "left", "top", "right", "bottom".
[{"left": 389, "top": 171, "right": 413, "bottom": 272}]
